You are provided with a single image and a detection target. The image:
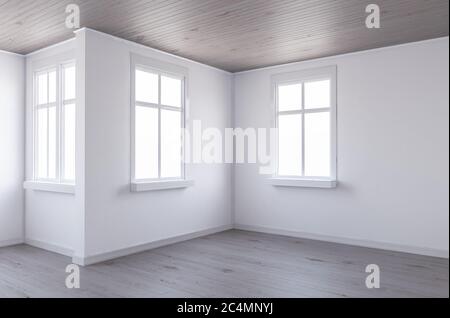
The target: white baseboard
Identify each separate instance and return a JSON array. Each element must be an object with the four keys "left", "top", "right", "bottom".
[
  {"left": 234, "top": 224, "right": 449, "bottom": 259},
  {"left": 20, "top": 223, "right": 448, "bottom": 264},
  {"left": 73, "top": 224, "right": 233, "bottom": 266},
  {"left": 25, "top": 238, "right": 74, "bottom": 257},
  {"left": 0, "top": 238, "right": 24, "bottom": 248}
]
